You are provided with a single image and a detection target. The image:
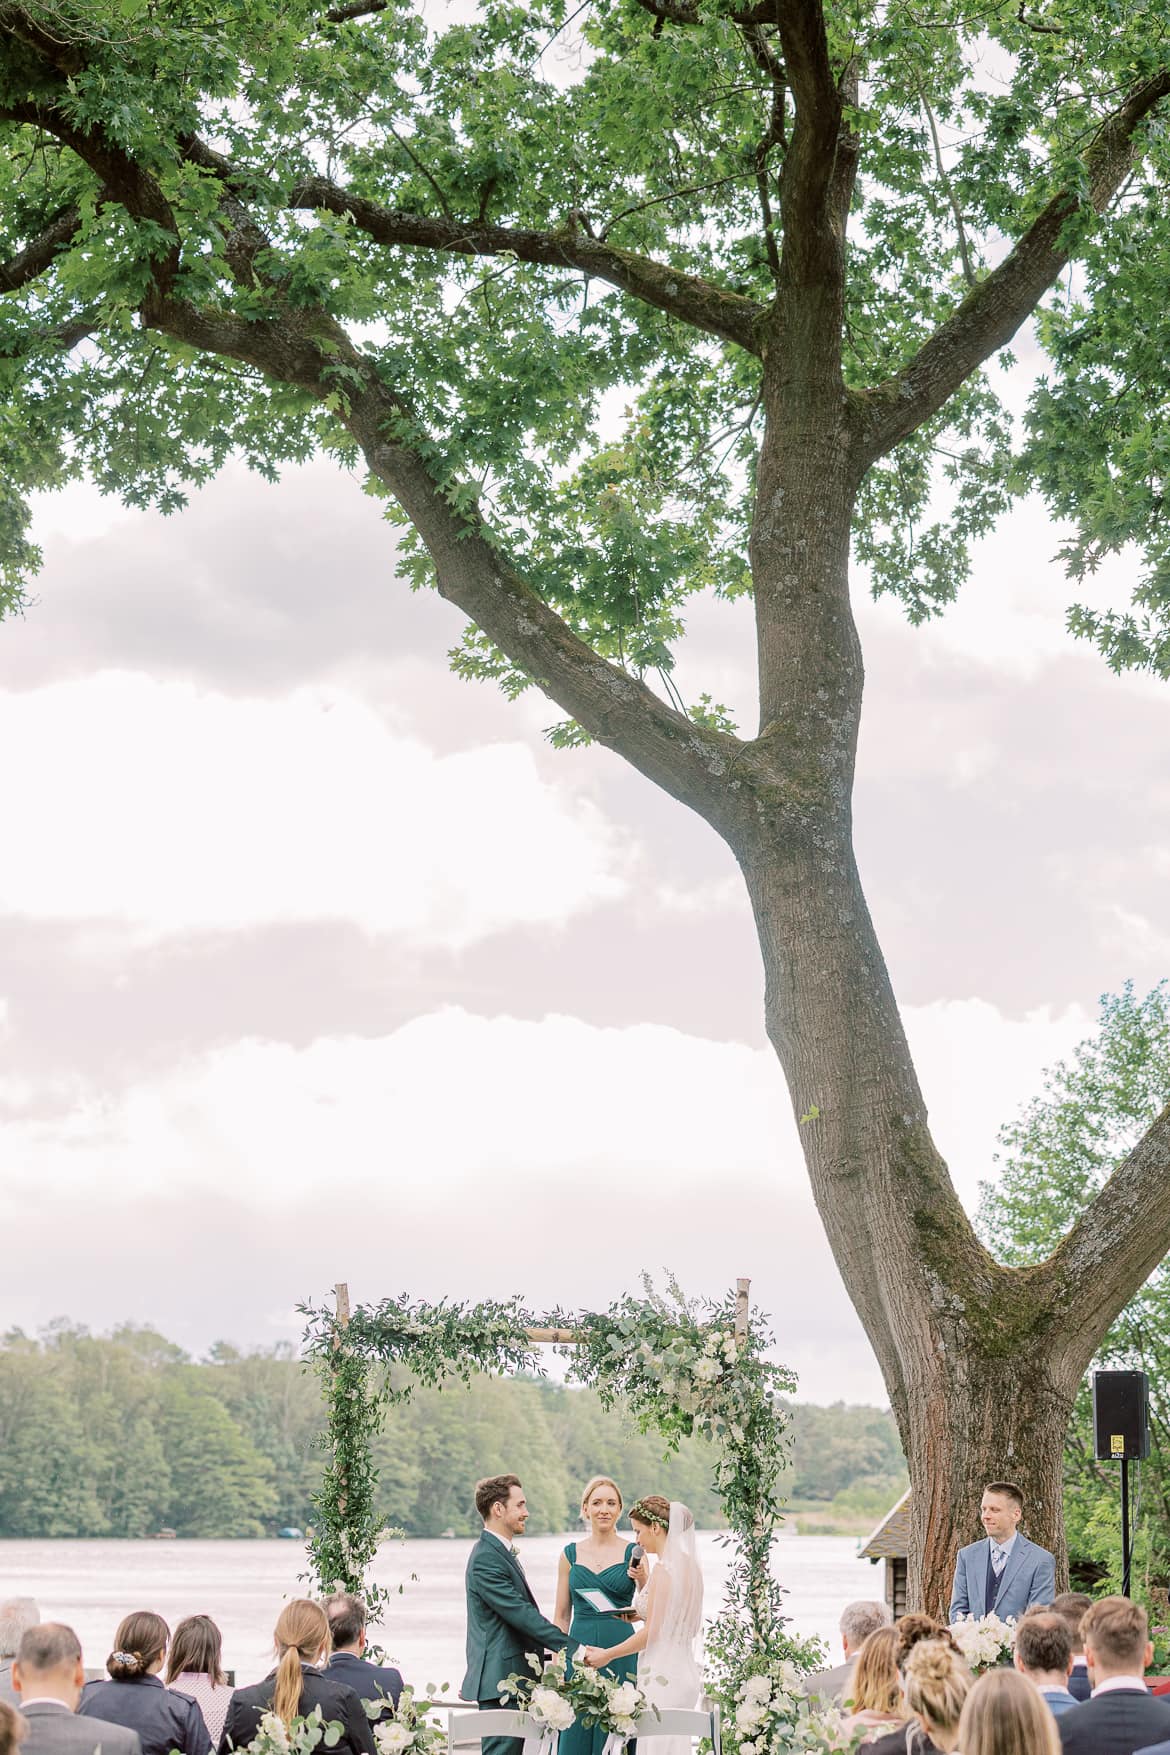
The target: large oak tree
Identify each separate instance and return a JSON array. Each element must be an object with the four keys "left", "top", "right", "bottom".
[{"left": 3, "top": 0, "right": 1170, "bottom": 1612}]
